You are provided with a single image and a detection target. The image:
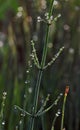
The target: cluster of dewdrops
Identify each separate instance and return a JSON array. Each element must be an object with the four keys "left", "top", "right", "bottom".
[
  {"left": 24, "top": 61, "right": 33, "bottom": 94},
  {"left": 1, "top": 92, "right": 7, "bottom": 126},
  {"left": 37, "top": 12, "right": 61, "bottom": 25},
  {"left": 37, "top": 0, "right": 61, "bottom": 24},
  {"left": 16, "top": 6, "right": 23, "bottom": 18},
  {"left": 55, "top": 109, "right": 61, "bottom": 117},
  {"left": 37, "top": 12, "right": 53, "bottom": 24}
]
